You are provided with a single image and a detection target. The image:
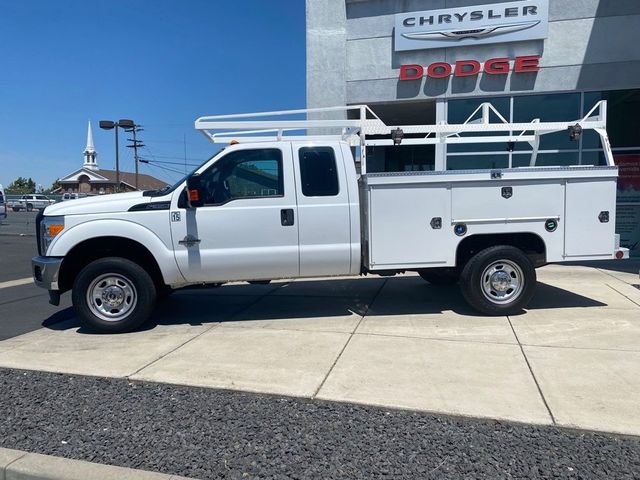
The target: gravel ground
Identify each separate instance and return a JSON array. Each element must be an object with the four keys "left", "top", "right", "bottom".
[{"left": 0, "top": 368, "right": 639, "bottom": 479}]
